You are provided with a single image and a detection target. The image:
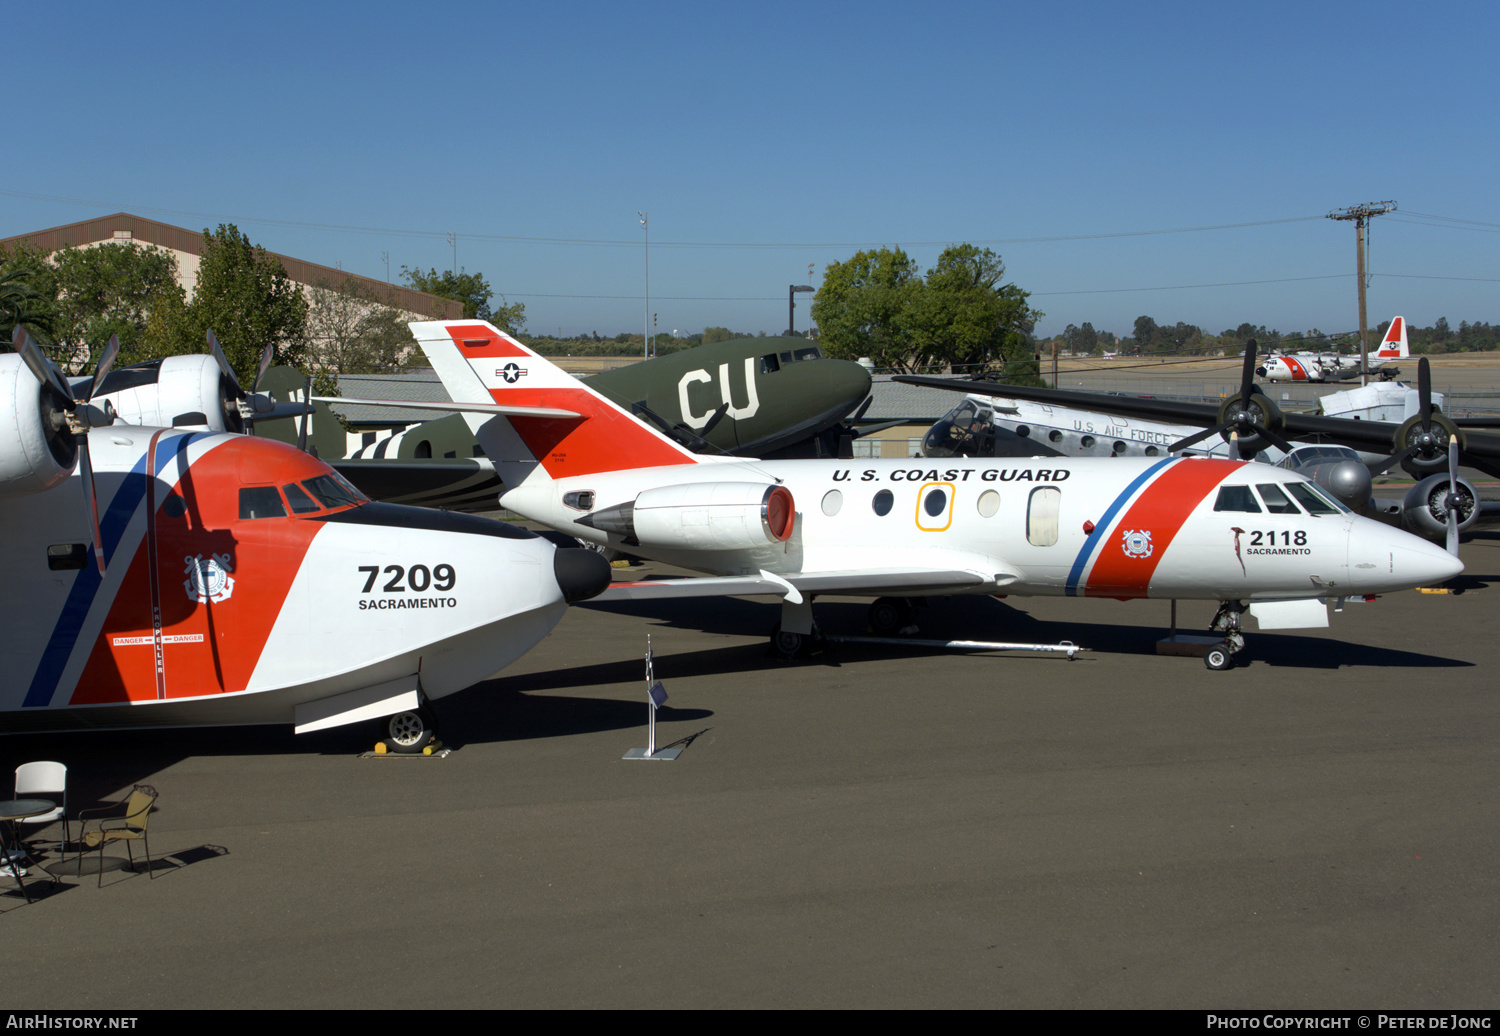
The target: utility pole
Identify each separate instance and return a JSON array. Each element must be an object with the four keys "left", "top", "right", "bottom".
[
  {"left": 638, "top": 212, "right": 649, "bottom": 362},
  {"left": 1327, "top": 201, "right": 1396, "bottom": 384}
]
